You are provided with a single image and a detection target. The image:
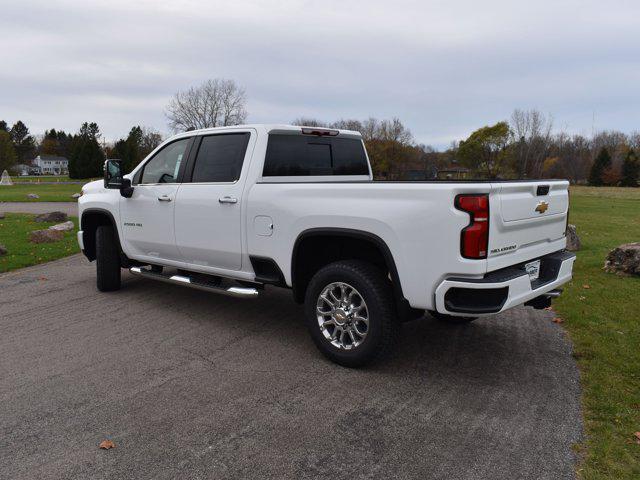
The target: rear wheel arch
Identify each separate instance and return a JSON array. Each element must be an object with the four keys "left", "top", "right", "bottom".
[{"left": 291, "top": 228, "right": 407, "bottom": 308}]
